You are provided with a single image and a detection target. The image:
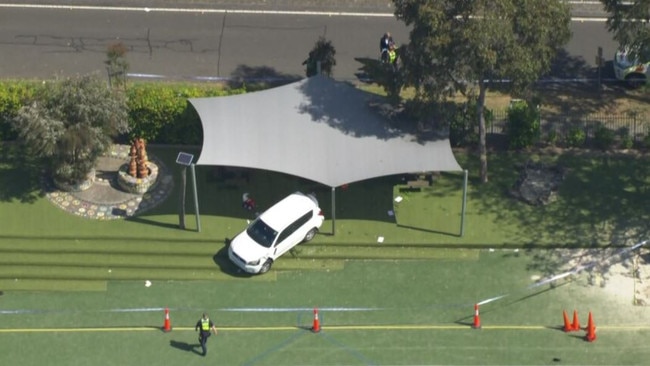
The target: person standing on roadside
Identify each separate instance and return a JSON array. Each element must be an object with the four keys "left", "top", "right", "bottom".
[
  {"left": 195, "top": 313, "right": 218, "bottom": 356},
  {"left": 379, "top": 32, "right": 394, "bottom": 53}
]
